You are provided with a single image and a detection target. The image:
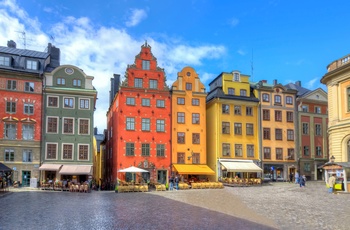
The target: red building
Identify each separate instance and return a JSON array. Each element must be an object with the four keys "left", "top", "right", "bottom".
[{"left": 106, "top": 42, "right": 171, "bottom": 185}]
